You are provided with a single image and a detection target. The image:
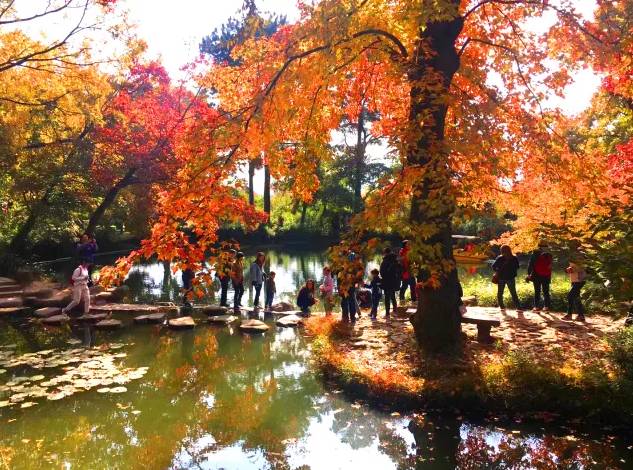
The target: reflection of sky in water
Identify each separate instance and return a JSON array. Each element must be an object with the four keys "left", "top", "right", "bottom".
[{"left": 286, "top": 411, "right": 399, "bottom": 470}]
